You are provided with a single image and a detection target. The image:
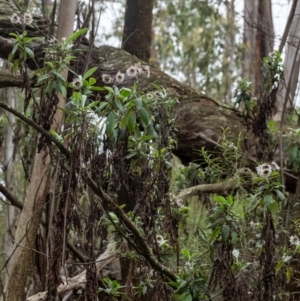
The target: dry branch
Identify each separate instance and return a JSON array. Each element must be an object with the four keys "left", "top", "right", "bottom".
[
  {"left": 26, "top": 242, "right": 117, "bottom": 301},
  {"left": 177, "top": 168, "right": 255, "bottom": 203}
]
